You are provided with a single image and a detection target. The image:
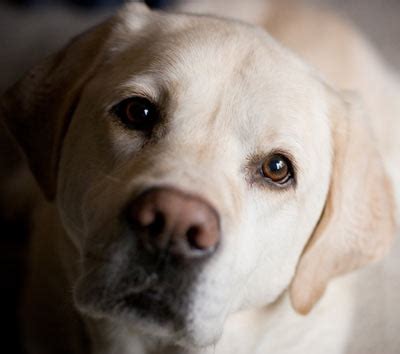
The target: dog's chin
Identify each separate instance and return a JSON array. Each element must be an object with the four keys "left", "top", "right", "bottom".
[
  {"left": 73, "top": 270, "right": 224, "bottom": 348},
  {"left": 74, "top": 291, "right": 223, "bottom": 349},
  {"left": 74, "top": 280, "right": 223, "bottom": 348},
  {"left": 120, "top": 303, "right": 225, "bottom": 349},
  {"left": 125, "top": 307, "right": 224, "bottom": 349}
]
